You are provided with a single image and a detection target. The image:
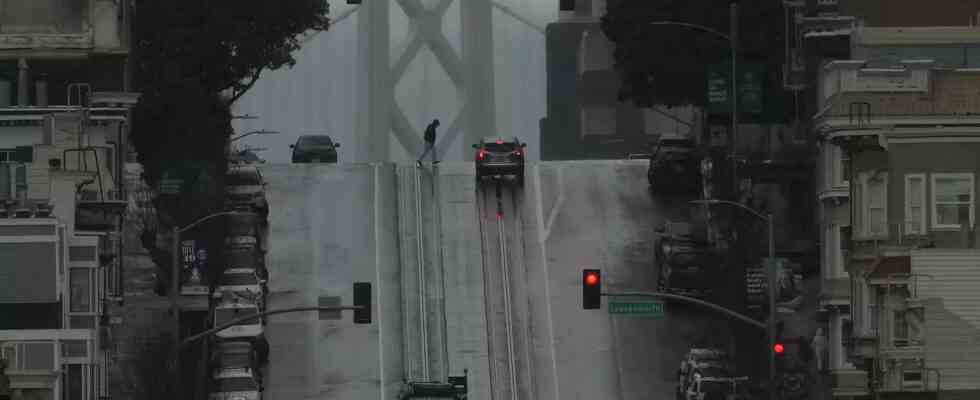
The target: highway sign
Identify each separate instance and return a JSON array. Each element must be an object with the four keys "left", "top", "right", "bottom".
[{"left": 608, "top": 297, "right": 665, "bottom": 316}]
